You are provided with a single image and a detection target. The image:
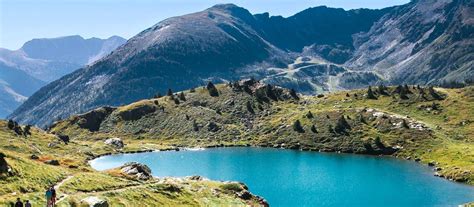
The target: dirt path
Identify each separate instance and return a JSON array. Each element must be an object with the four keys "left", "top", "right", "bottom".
[{"left": 54, "top": 175, "right": 74, "bottom": 204}]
